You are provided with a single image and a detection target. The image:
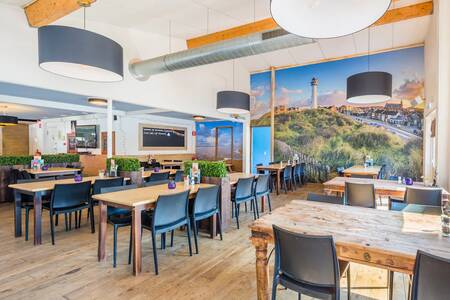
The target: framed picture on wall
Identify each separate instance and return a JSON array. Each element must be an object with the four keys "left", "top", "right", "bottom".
[{"left": 138, "top": 124, "right": 187, "bottom": 151}]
